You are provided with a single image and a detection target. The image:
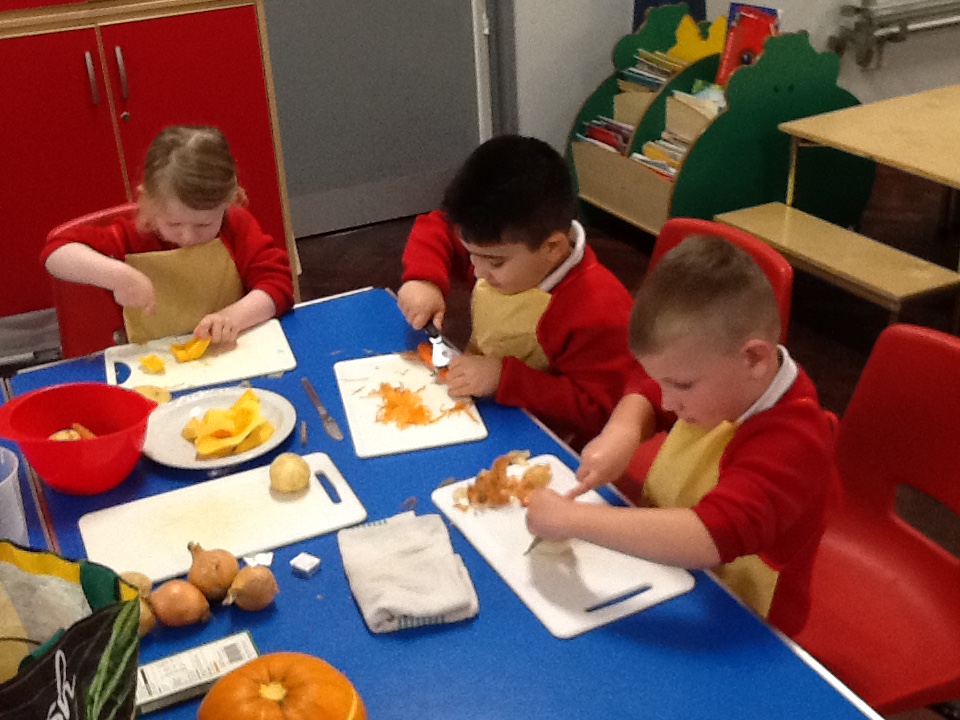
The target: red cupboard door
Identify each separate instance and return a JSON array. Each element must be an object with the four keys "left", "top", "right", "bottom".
[
  {"left": 100, "top": 7, "right": 287, "bottom": 254},
  {"left": 0, "top": 28, "right": 127, "bottom": 316}
]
